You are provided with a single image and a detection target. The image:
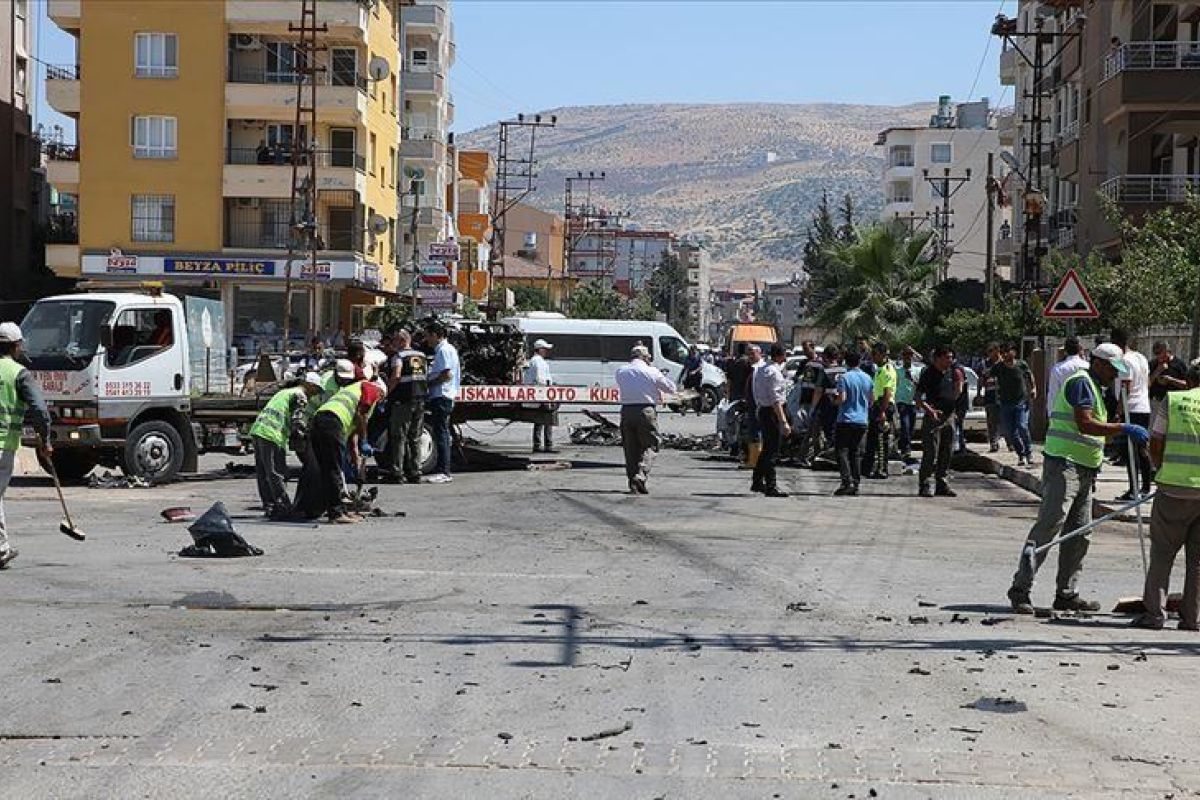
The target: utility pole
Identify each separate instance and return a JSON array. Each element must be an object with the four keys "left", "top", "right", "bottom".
[
  {"left": 985, "top": 152, "right": 997, "bottom": 312},
  {"left": 922, "top": 167, "right": 971, "bottom": 282},
  {"left": 490, "top": 113, "right": 557, "bottom": 309},
  {"left": 281, "top": 0, "right": 326, "bottom": 352},
  {"left": 563, "top": 170, "right": 606, "bottom": 309},
  {"left": 992, "top": 12, "right": 1083, "bottom": 303},
  {"left": 893, "top": 210, "right": 931, "bottom": 238},
  {"left": 408, "top": 184, "right": 420, "bottom": 310}
]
